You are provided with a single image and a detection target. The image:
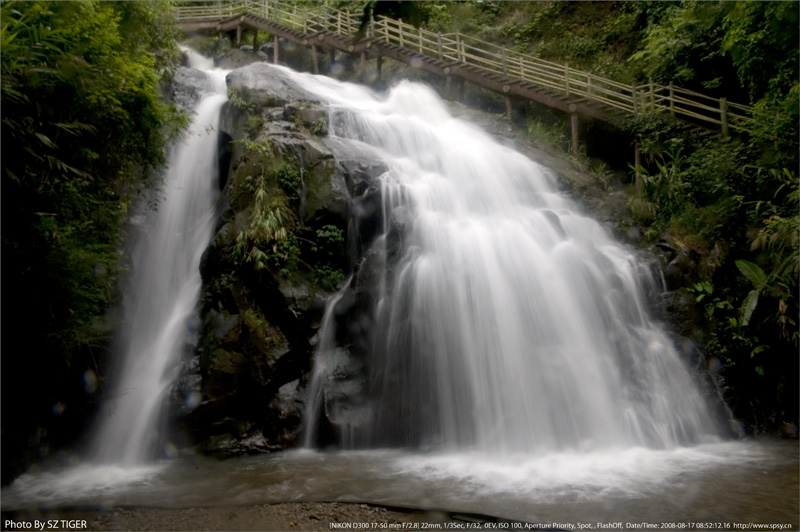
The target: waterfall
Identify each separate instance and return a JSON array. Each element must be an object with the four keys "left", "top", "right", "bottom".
[
  {"left": 279, "top": 68, "right": 723, "bottom": 453},
  {"left": 90, "top": 56, "right": 227, "bottom": 465}
]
